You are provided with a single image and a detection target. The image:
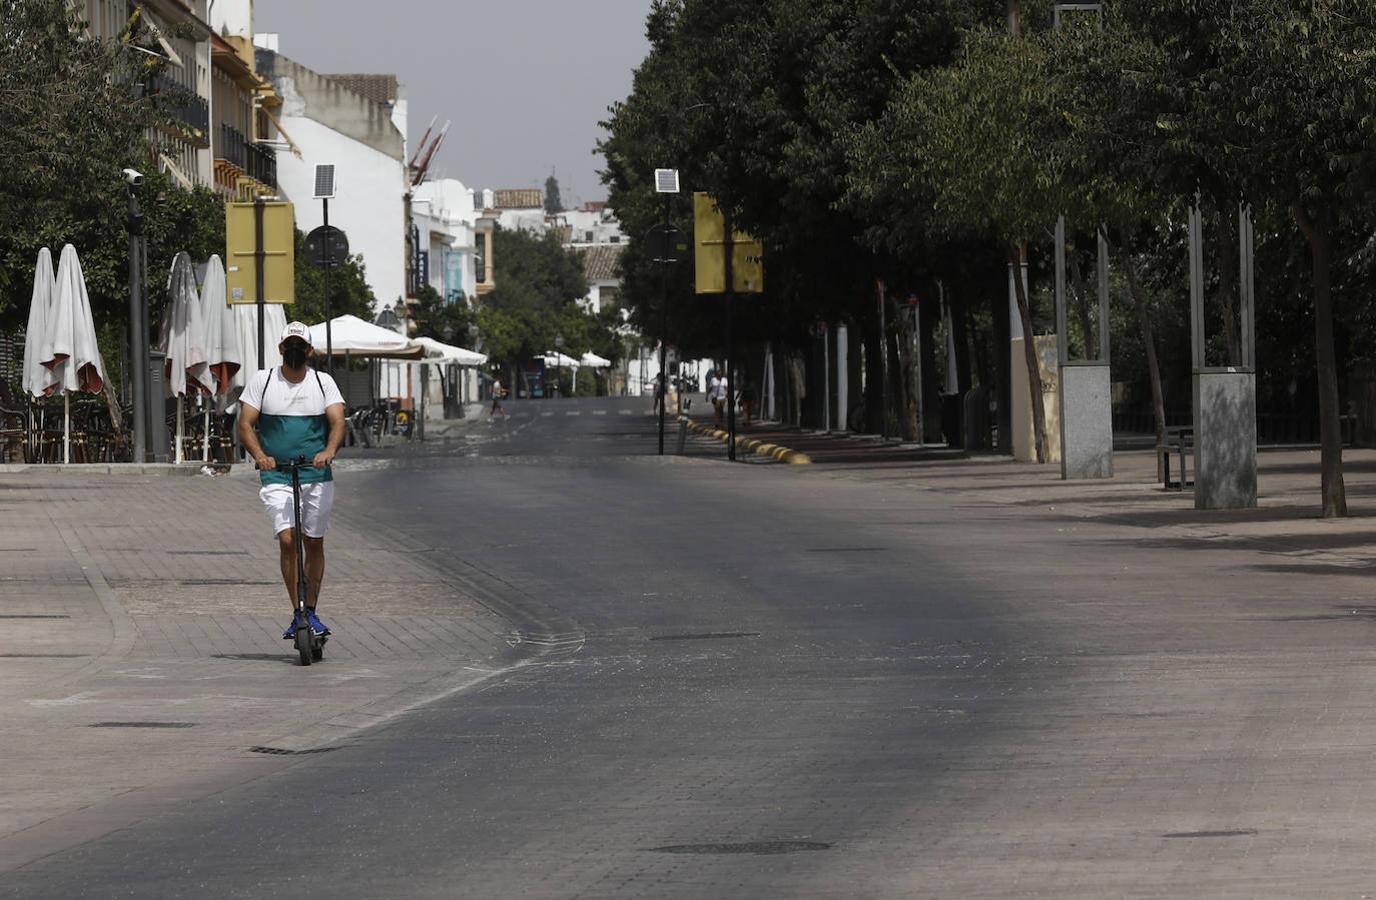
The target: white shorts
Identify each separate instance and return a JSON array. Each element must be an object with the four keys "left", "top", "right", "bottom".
[{"left": 259, "top": 481, "right": 335, "bottom": 539}]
